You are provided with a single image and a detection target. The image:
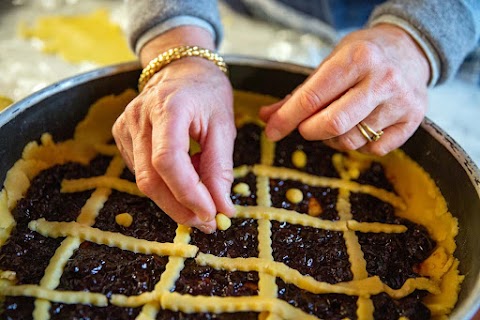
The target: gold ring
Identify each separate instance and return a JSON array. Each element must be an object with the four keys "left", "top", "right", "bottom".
[{"left": 356, "top": 121, "right": 384, "bottom": 142}]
